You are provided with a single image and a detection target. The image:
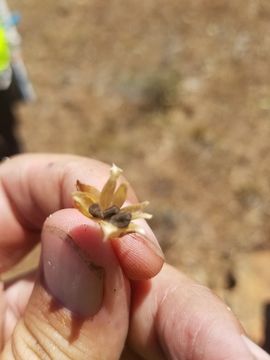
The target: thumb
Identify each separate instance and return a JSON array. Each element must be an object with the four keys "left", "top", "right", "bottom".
[{"left": 2, "top": 209, "right": 130, "bottom": 360}]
